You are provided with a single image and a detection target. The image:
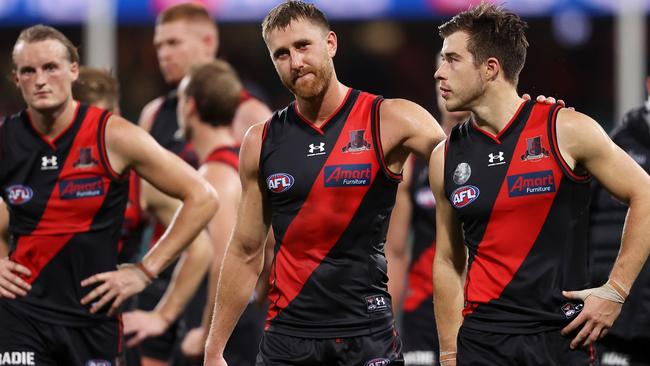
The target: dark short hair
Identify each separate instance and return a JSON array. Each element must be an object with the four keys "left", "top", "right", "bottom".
[
  {"left": 72, "top": 67, "right": 119, "bottom": 111},
  {"left": 438, "top": 2, "right": 528, "bottom": 85},
  {"left": 13, "top": 24, "right": 80, "bottom": 66},
  {"left": 185, "top": 59, "right": 242, "bottom": 127},
  {"left": 262, "top": 1, "right": 329, "bottom": 40}
]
